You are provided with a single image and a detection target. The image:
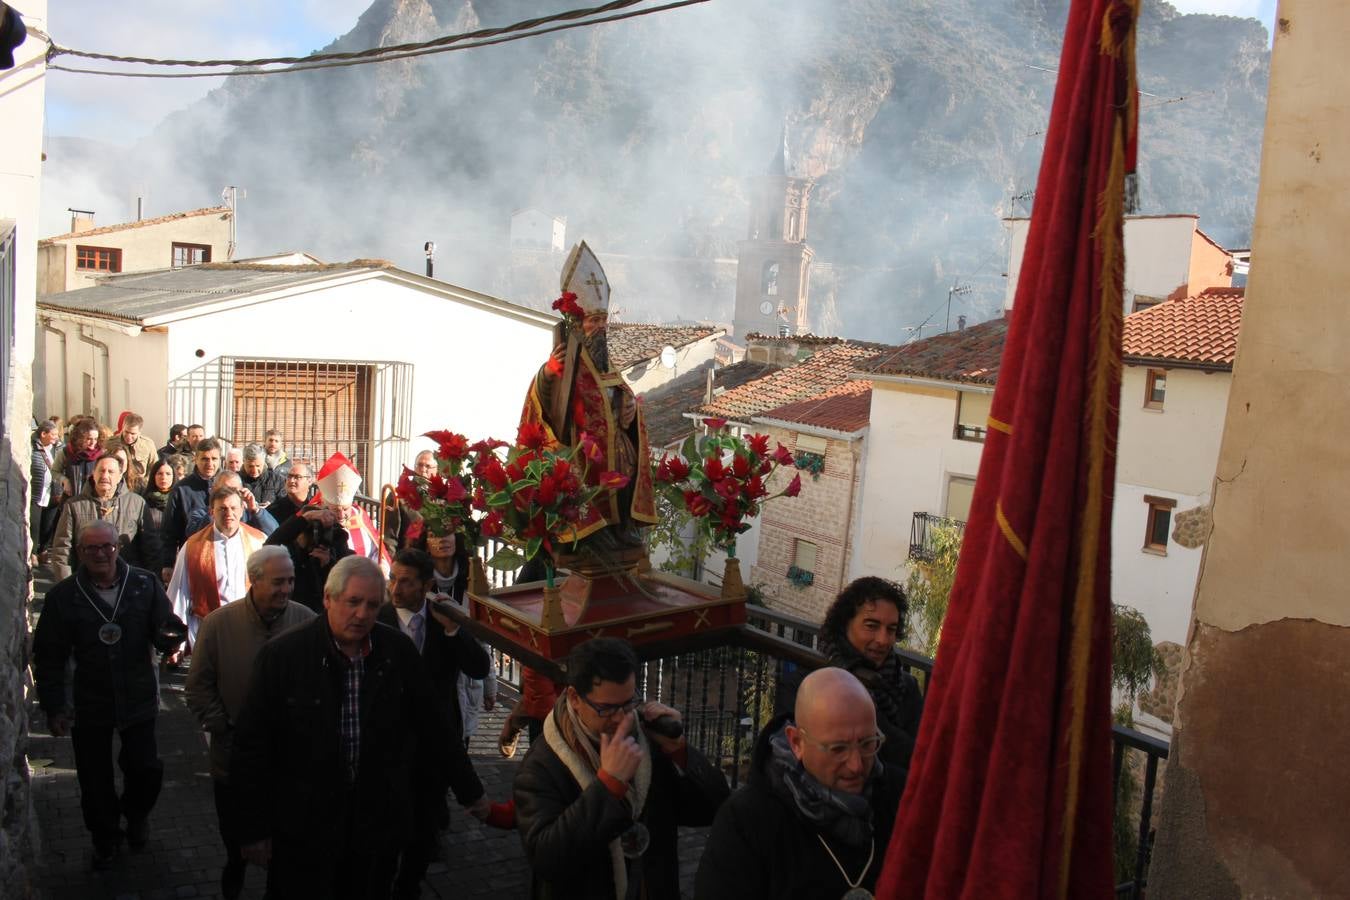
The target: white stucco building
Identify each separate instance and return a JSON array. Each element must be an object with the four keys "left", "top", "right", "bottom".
[
  {"left": 1113, "top": 287, "right": 1245, "bottom": 654},
  {"left": 850, "top": 320, "right": 1007, "bottom": 584},
  {"left": 509, "top": 208, "right": 566, "bottom": 252},
  {"left": 37, "top": 206, "right": 233, "bottom": 295},
  {"left": 36, "top": 257, "right": 555, "bottom": 490},
  {"left": 1005, "top": 213, "right": 1234, "bottom": 315}
]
